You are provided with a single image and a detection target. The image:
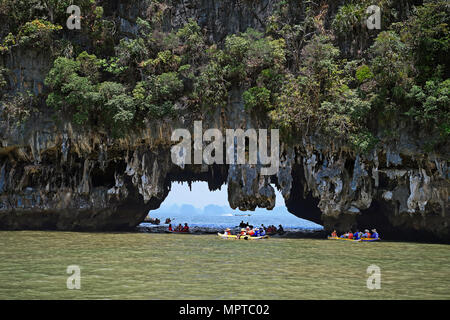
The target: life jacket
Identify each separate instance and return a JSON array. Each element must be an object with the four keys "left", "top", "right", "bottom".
[
  {"left": 348, "top": 233, "right": 353, "bottom": 239},
  {"left": 183, "top": 226, "right": 189, "bottom": 232},
  {"left": 366, "top": 232, "right": 371, "bottom": 238},
  {"left": 168, "top": 226, "right": 172, "bottom": 231},
  {"left": 248, "top": 230, "right": 255, "bottom": 236}
]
